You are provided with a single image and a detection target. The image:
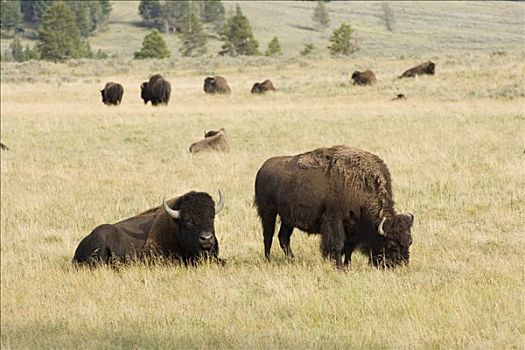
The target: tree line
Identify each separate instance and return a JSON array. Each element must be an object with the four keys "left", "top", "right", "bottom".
[{"left": 0, "top": 0, "right": 386, "bottom": 62}]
